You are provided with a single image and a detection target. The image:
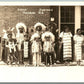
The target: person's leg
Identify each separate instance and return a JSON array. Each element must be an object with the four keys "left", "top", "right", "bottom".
[
  {"left": 55, "top": 44, "right": 58, "bottom": 61},
  {"left": 51, "top": 52, "right": 54, "bottom": 65},
  {"left": 7, "top": 54, "right": 10, "bottom": 64},
  {"left": 44, "top": 52, "right": 47, "bottom": 65},
  {"left": 18, "top": 51, "right": 20, "bottom": 64},
  {"left": 19, "top": 51, "right": 23, "bottom": 64},
  {"left": 11, "top": 56, "right": 13, "bottom": 64},
  {"left": 33, "top": 53, "right": 36, "bottom": 66},
  {"left": 13, "top": 52, "right": 18, "bottom": 64},
  {"left": 47, "top": 53, "right": 50, "bottom": 65},
  {"left": 36, "top": 53, "right": 39, "bottom": 66},
  {"left": 39, "top": 53, "right": 41, "bottom": 65},
  {"left": 36, "top": 53, "right": 41, "bottom": 66},
  {"left": 60, "top": 44, "right": 63, "bottom": 63},
  {"left": 14, "top": 51, "right": 18, "bottom": 63},
  {"left": 11, "top": 49, "right": 15, "bottom": 64},
  {"left": 41, "top": 51, "right": 44, "bottom": 63},
  {"left": 49, "top": 53, "right": 54, "bottom": 65},
  {"left": 9, "top": 53, "right": 13, "bottom": 64}
]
